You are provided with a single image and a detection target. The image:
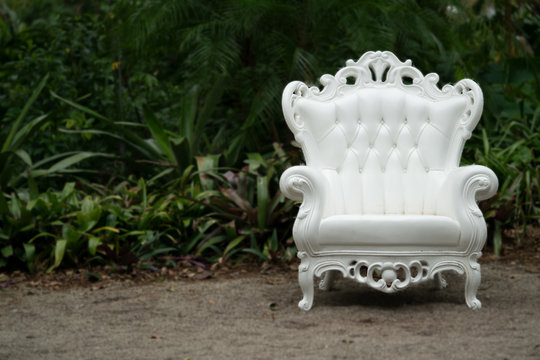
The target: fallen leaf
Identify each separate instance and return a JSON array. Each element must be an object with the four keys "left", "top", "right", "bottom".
[
  {"left": 266, "top": 277, "right": 286, "bottom": 285},
  {"left": 0, "top": 280, "right": 17, "bottom": 288},
  {"left": 261, "top": 313, "right": 275, "bottom": 321},
  {"left": 194, "top": 270, "right": 212, "bottom": 280},
  {"left": 150, "top": 334, "right": 165, "bottom": 339}
]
